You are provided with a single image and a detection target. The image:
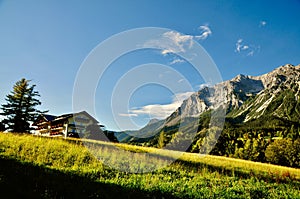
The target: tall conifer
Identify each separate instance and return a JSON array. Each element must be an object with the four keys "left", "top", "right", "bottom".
[{"left": 1, "top": 78, "right": 46, "bottom": 132}]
